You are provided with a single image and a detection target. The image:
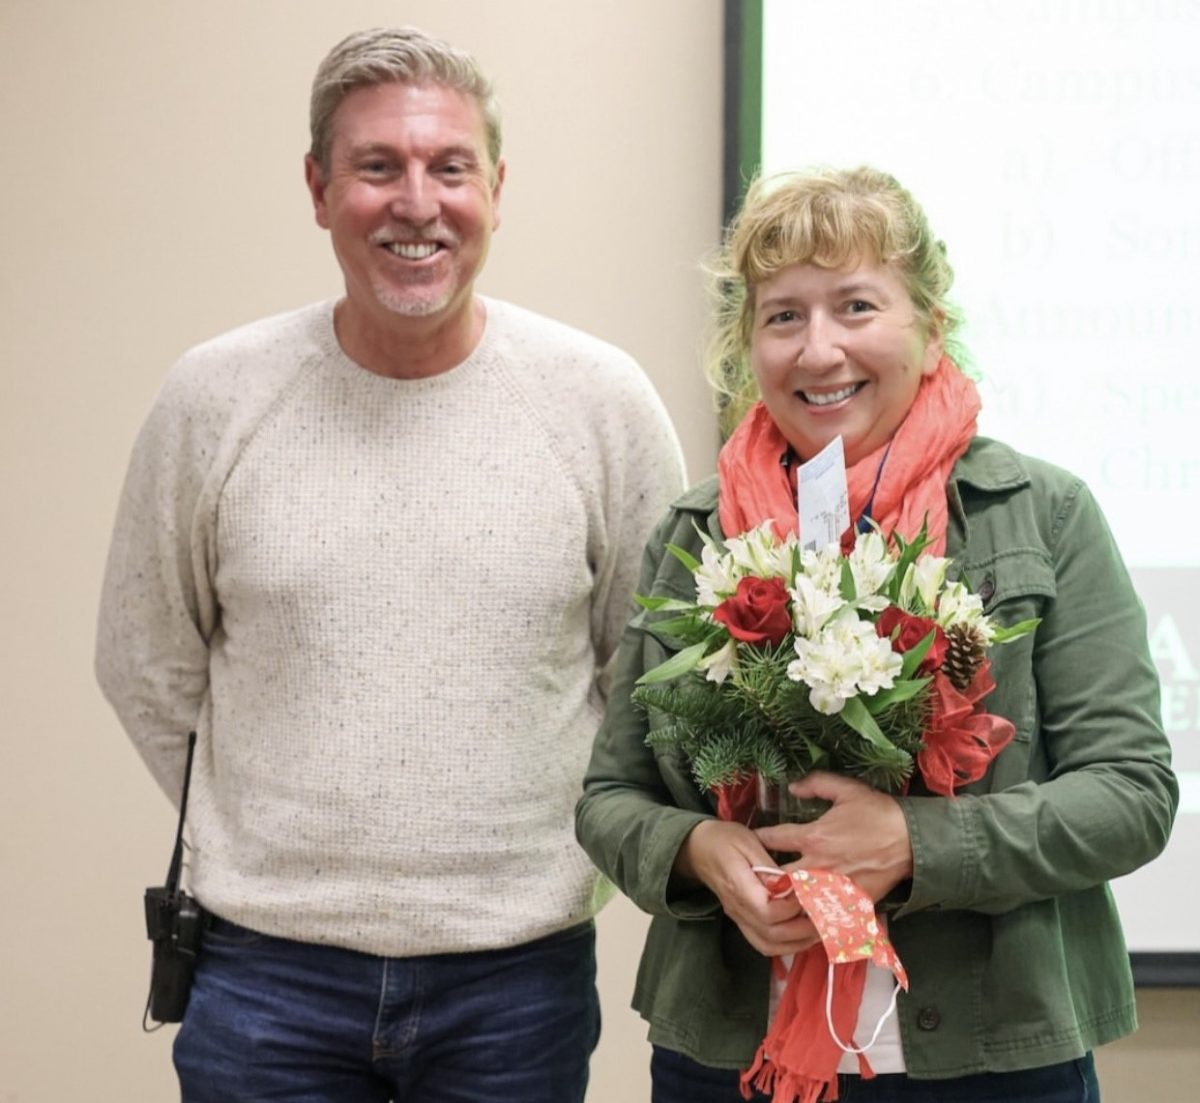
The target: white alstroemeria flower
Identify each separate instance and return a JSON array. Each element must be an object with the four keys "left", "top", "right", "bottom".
[
  {"left": 787, "top": 610, "right": 902, "bottom": 714},
  {"left": 855, "top": 592, "right": 891, "bottom": 613},
  {"left": 846, "top": 531, "right": 895, "bottom": 607},
  {"left": 787, "top": 612, "right": 902, "bottom": 715},
  {"left": 899, "top": 555, "right": 950, "bottom": 613},
  {"left": 725, "top": 521, "right": 796, "bottom": 580},
  {"left": 694, "top": 542, "right": 739, "bottom": 607},
  {"left": 807, "top": 681, "right": 850, "bottom": 715},
  {"left": 799, "top": 543, "right": 843, "bottom": 593},
  {"left": 829, "top": 611, "right": 902, "bottom": 689},
  {"left": 937, "top": 581, "right": 996, "bottom": 642},
  {"left": 697, "top": 639, "right": 737, "bottom": 684},
  {"left": 788, "top": 631, "right": 859, "bottom": 715},
  {"left": 787, "top": 636, "right": 845, "bottom": 714},
  {"left": 855, "top": 630, "right": 905, "bottom": 694},
  {"left": 769, "top": 531, "right": 802, "bottom": 579},
  {"left": 788, "top": 573, "right": 845, "bottom": 639}
]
